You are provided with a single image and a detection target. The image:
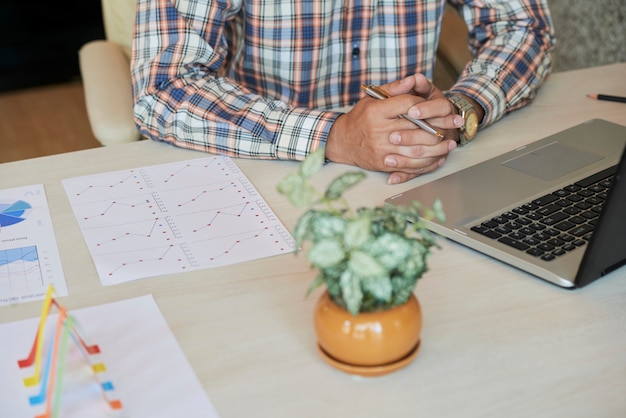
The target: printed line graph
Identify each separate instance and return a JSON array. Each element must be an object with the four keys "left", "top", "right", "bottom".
[
  {"left": 63, "top": 156, "right": 296, "bottom": 285},
  {"left": 65, "top": 170, "right": 150, "bottom": 201},
  {"left": 0, "top": 246, "right": 44, "bottom": 292}
]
